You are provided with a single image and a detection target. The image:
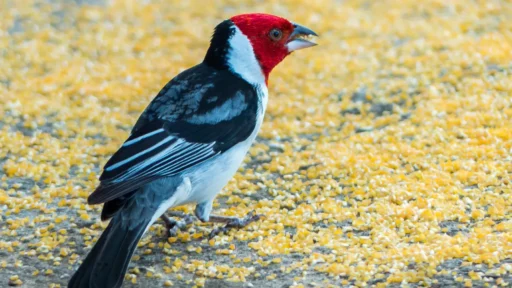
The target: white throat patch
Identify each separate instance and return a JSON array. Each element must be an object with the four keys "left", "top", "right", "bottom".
[{"left": 226, "top": 26, "right": 266, "bottom": 86}]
